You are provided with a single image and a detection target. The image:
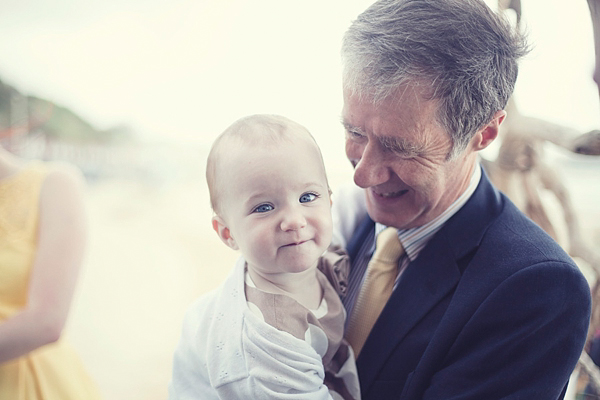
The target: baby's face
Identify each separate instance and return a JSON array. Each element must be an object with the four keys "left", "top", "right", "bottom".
[{"left": 218, "top": 134, "right": 332, "bottom": 278}]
